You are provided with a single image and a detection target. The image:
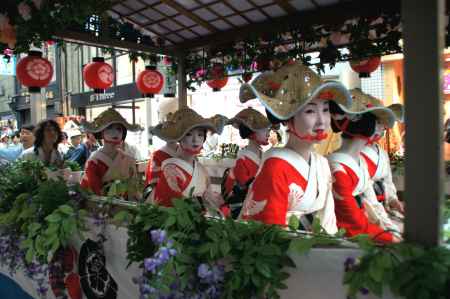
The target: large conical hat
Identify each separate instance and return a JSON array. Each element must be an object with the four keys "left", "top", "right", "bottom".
[
  {"left": 150, "top": 107, "right": 228, "bottom": 142},
  {"left": 339, "top": 88, "right": 404, "bottom": 128},
  {"left": 82, "top": 108, "right": 142, "bottom": 133},
  {"left": 239, "top": 61, "right": 352, "bottom": 120},
  {"left": 228, "top": 107, "right": 271, "bottom": 131}
]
